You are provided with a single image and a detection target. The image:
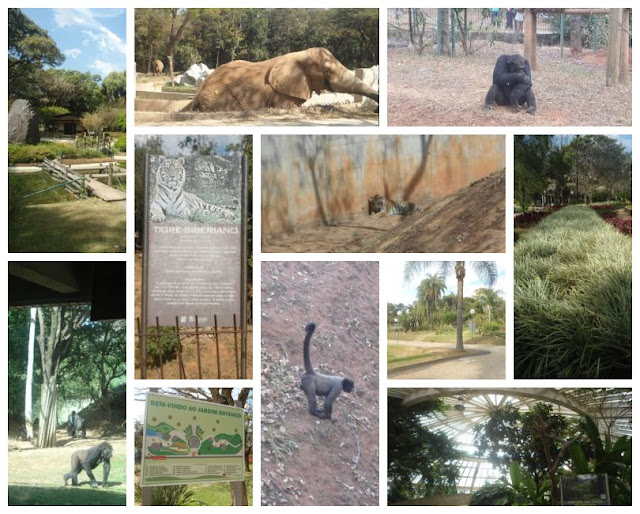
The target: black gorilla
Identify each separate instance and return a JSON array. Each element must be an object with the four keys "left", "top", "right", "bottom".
[
  {"left": 484, "top": 54, "right": 537, "bottom": 114},
  {"left": 67, "top": 411, "right": 86, "bottom": 439},
  {"left": 63, "top": 441, "right": 112, "bottom": 488}
]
